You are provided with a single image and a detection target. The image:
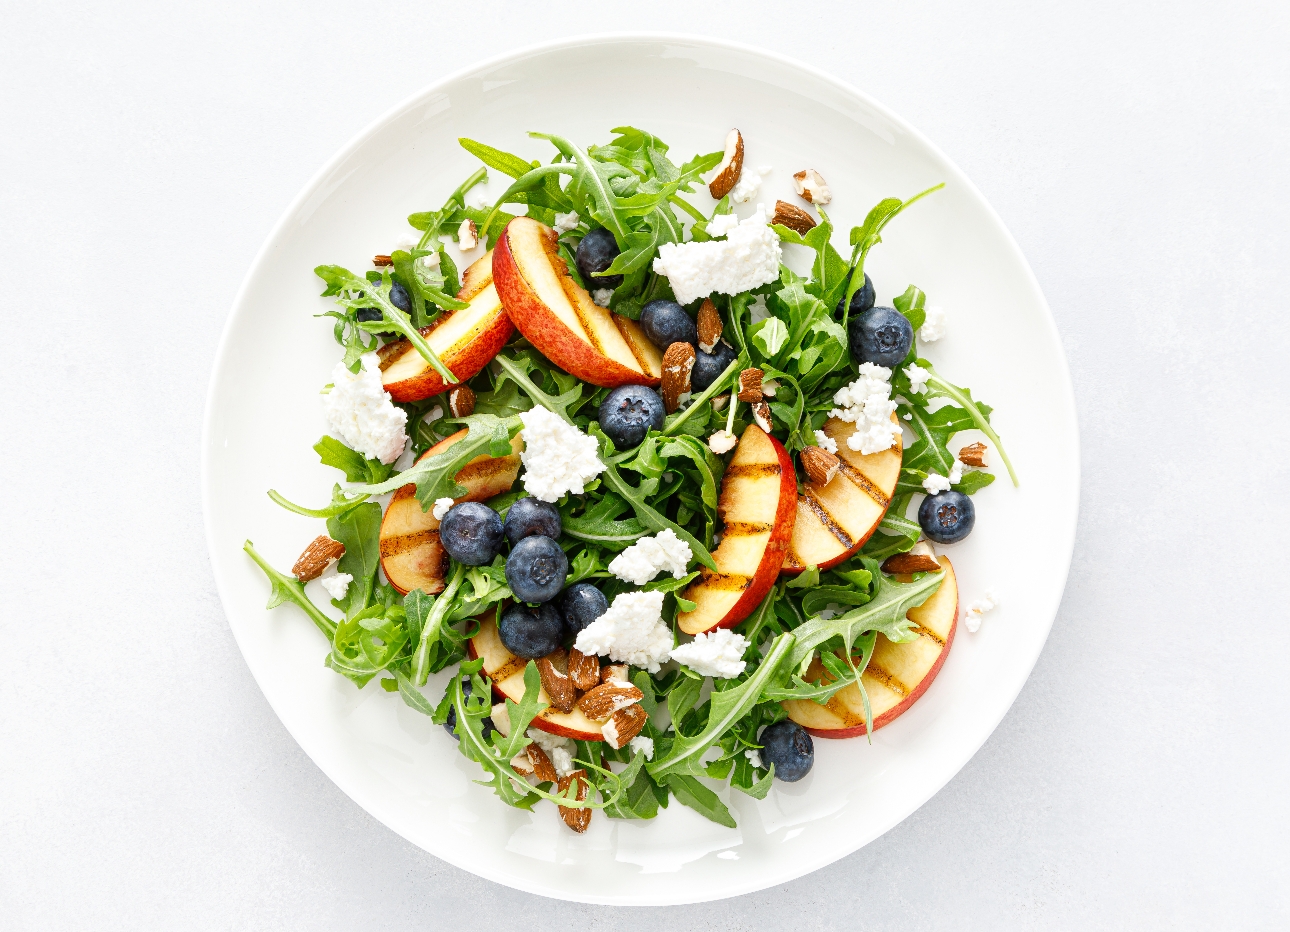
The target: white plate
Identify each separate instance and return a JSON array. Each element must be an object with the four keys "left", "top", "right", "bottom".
[{"left": 202, "top": 35, "right": 1078, "bottom": 905}]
